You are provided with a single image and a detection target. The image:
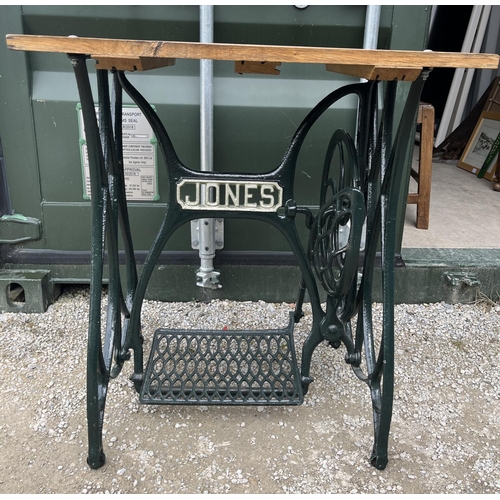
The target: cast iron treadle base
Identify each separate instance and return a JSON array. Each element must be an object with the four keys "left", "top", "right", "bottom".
[{"left": 140, "top": 313, "right": 303, "bottom": 405}]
